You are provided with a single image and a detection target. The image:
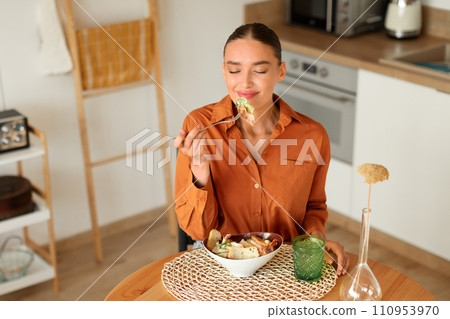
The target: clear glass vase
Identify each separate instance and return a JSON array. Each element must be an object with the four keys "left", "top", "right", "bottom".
[{"left": 340, "top": 208, "right": 382, "bottom": 301}]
